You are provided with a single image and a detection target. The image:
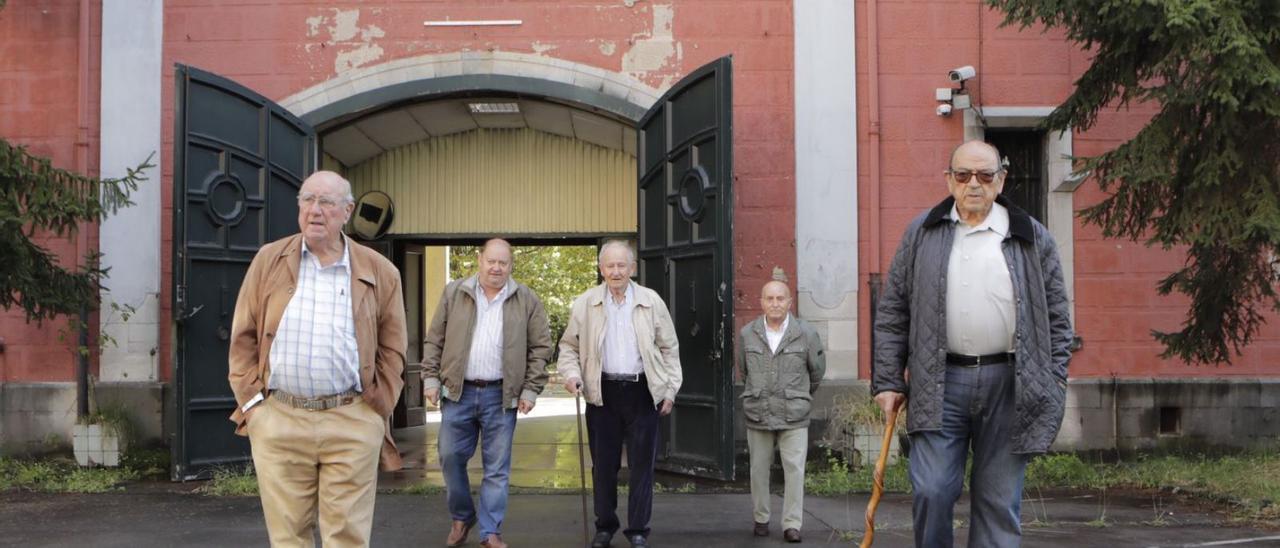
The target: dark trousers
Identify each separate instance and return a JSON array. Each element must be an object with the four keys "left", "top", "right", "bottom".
[{"left": 585, "top": 378, "right": 660, "bottom": 538}]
